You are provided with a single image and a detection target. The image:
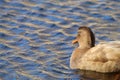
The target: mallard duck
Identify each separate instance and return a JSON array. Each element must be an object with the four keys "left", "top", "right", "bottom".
[{"left": 70, "top": 26, "right": 120, "bottom": 73}]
